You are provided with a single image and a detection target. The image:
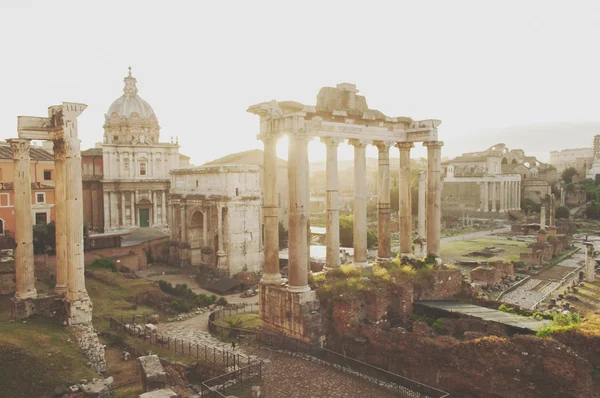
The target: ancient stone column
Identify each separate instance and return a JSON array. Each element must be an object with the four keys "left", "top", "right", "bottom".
[
  {"left": 517, "top": 181, "right": 521, "bottom": 209},
  {"left": 216, "top": 205, "right": 225, "bottom": 269},
  {"left": 9, "top": 139, "right": 37, "bottom": 300},
  {"left": 397, "top": 142, "right": 414, "bottom": 255},
  {"left": 203, "top": 208, "right": 208, "bottom": 246},
  {"left": 374, "top": 141, "right": 392, "bottom": 261},
  {"left": 418, "top": 171, "right": 426, "bottom": 239},
  {"left": 584, "top": 242, "right": 596, "bottom": 282},
  {"left": 540, "top": 206, "right": 546, "bottom": 229},
  {"left": 180, "top": 202, "right": 187, "bottom": 242},
  {"left": 499, "top": 181, "right": 505, "bottom": 212},
  {"left": 121, "top": 192, "right": 126, "bottom": 227},
  {"left": 560, "top": 187, "right": 566, "bottom": 206},
  {"left": 322, "top": 136, "right": 343, "bottom": 269},
  {"left": 491, "top": 182, "right": 497, "bottom": 212},
  {"left": 483, "top": 181, "right": 489, "bottom": 212},
  {"left": 162, "top": 191, "right": 167, "bottom": 225},
  {"left": 424, "top": 141, "right": 443, "bottom": 257},
  {"left": 260, "top": 134, "right": 282, "bottom": 284},
  {"left": 349, "top": 139, "right": 369, "bottom": 266},
  {"left": 287, "top": 133, "right": 310, "bottom": 292},
  {"left": 549, "top": 194, "right": 556, "bottom": 227},
  {"left": 507, "top": 181, "right": 512, "bottom": 210},
  {"left": 53, "top": 140, "right": 68, "bottom": 295}
]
